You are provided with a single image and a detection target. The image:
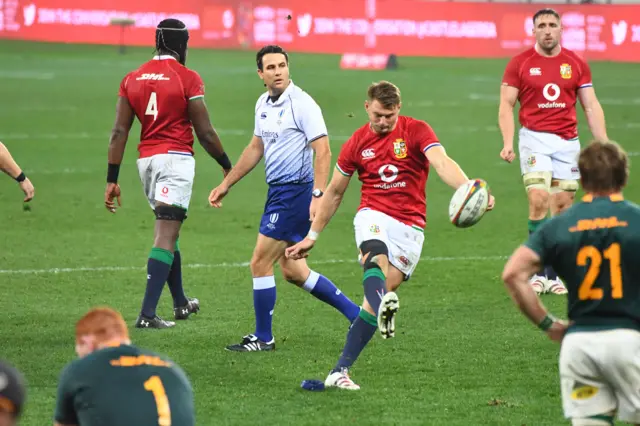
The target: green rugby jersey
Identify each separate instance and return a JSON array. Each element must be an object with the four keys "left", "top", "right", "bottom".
[
  {"left": 55, "top": 344, "right": 194, "bottom": 426},
  {"left": 525, "top": 194, "right": 640, "bottom": 332}
]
